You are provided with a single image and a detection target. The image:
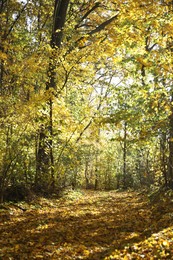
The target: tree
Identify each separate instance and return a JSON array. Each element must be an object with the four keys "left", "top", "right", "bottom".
[
  {"left": 35, "top": 0, "right": 70, "bottom": 191},
  {"left": 35, "top": 0, "right": 120, "bottom": 191}
]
